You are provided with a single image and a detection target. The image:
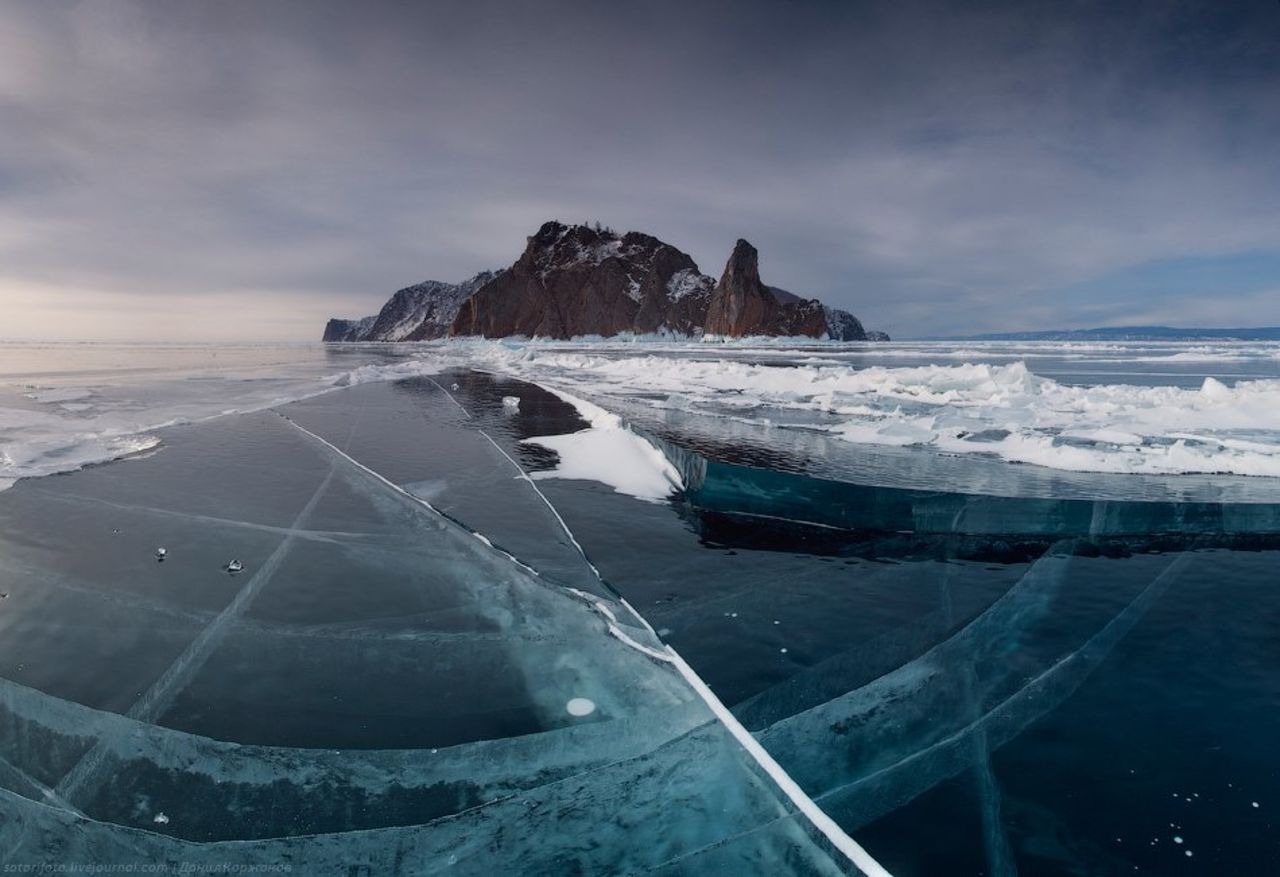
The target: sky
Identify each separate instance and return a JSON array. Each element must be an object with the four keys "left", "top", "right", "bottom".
[{"left": 2, "top": 0, "right": 1280, "bottom": 341}]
